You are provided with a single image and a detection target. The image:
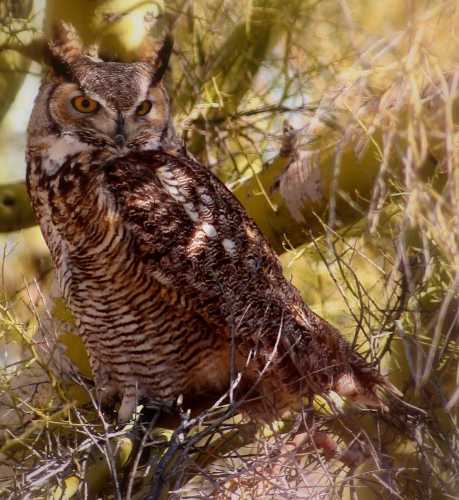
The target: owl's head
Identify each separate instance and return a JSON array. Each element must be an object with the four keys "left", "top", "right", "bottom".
[{"left": 27, "top": 22, "right": 174, "bottom": 172}]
